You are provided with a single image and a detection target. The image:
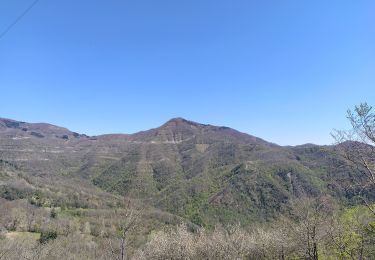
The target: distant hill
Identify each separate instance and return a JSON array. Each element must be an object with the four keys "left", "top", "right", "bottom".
[{"left": 0, "top": 117, "right": 361, "bottom": 226}]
